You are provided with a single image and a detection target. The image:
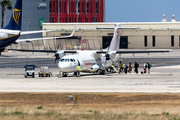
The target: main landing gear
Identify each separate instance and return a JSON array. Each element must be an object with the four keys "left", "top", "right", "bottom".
[
  {"left": 0, "top": 48, "right": 5, "bottom": 55},
  {"left": 62, "top": 72, "right": 68, "bottom": 77},
  {"left": 98, "top": 70, "right": 105, "bottom": 75}
]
